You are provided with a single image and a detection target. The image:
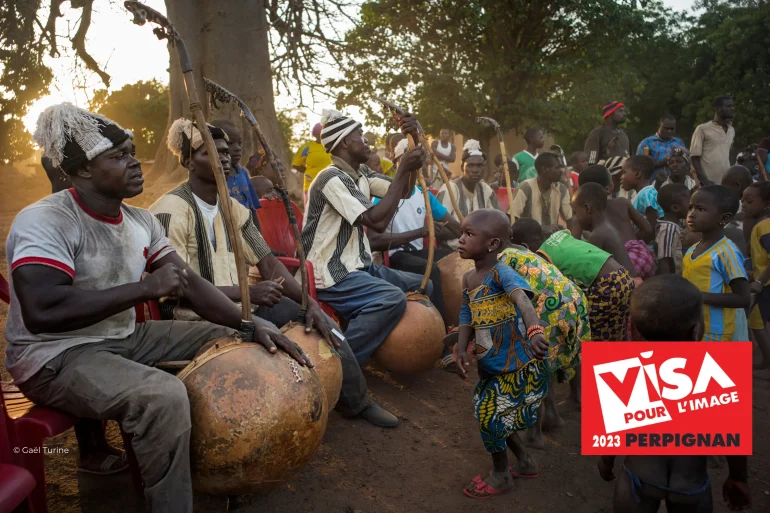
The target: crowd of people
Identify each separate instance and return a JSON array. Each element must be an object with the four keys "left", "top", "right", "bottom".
[{"left": 3, "top": 94, "right": 765, "bottom": 512}]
